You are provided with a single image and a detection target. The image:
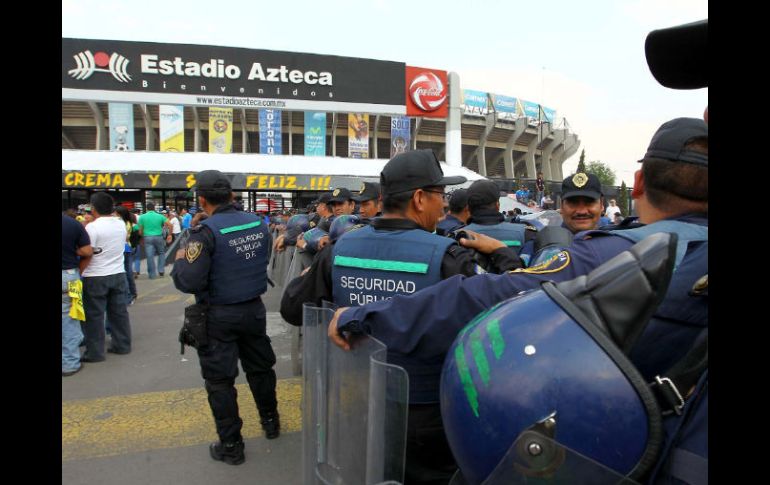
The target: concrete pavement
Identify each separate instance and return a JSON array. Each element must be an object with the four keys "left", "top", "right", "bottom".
[{"left": 62, "top": 263, "right": 303, "bottom": 485}]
